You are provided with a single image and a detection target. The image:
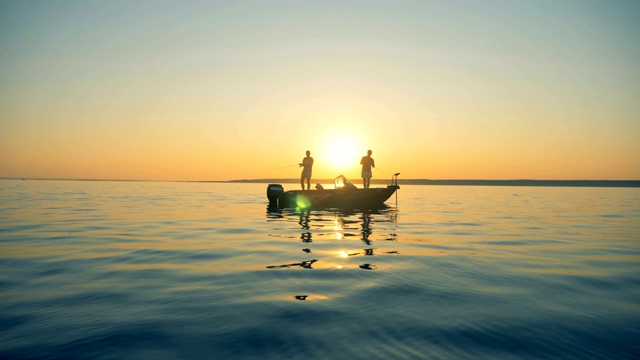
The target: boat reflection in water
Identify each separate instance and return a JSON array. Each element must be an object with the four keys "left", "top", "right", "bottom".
[{"left": 265, "top": 204, "right": 400, "bottom": 300}]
